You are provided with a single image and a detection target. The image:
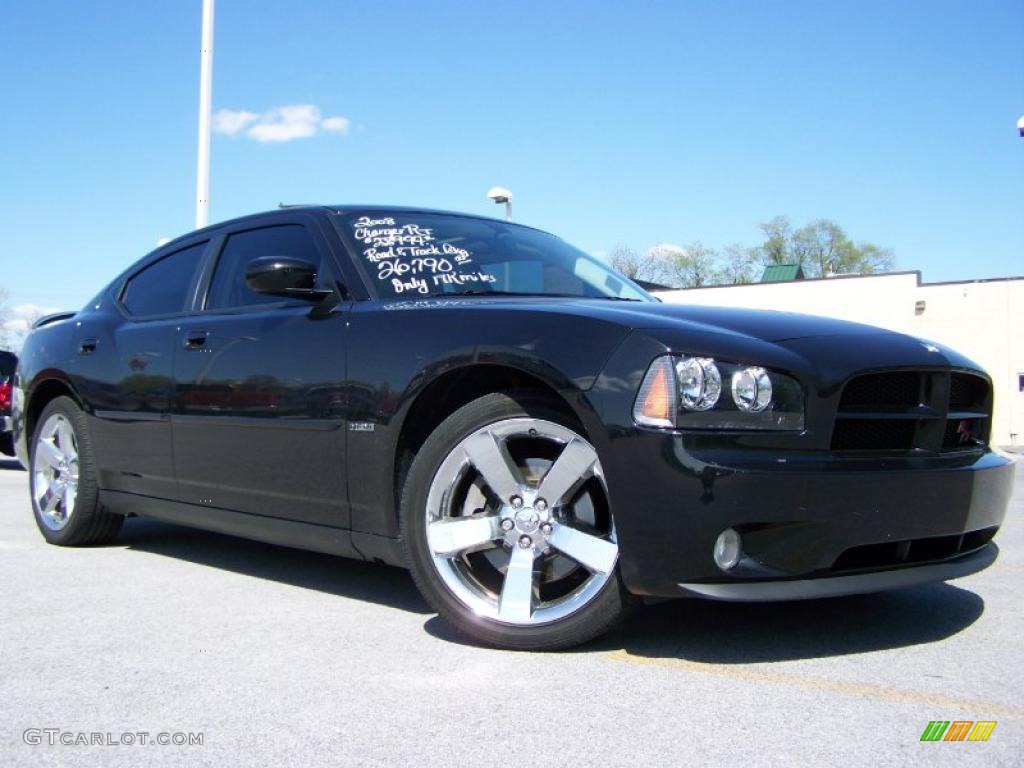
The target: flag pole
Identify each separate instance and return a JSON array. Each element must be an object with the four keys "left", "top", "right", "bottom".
[{"left": 195, "top": 0, "right": 215, "bottom": 228}]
